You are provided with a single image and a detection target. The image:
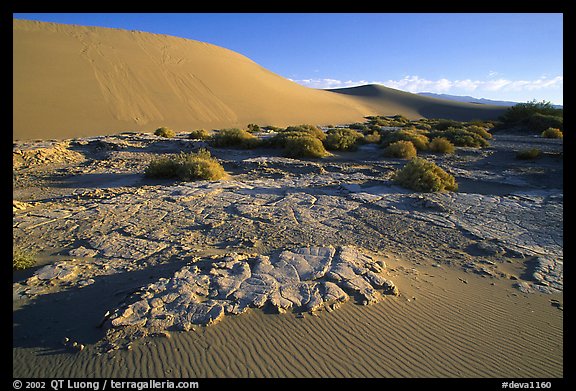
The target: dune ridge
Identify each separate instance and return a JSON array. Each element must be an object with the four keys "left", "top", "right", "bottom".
[{"left": 13, "top": 19, "right": 506, "bottom": 140}]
